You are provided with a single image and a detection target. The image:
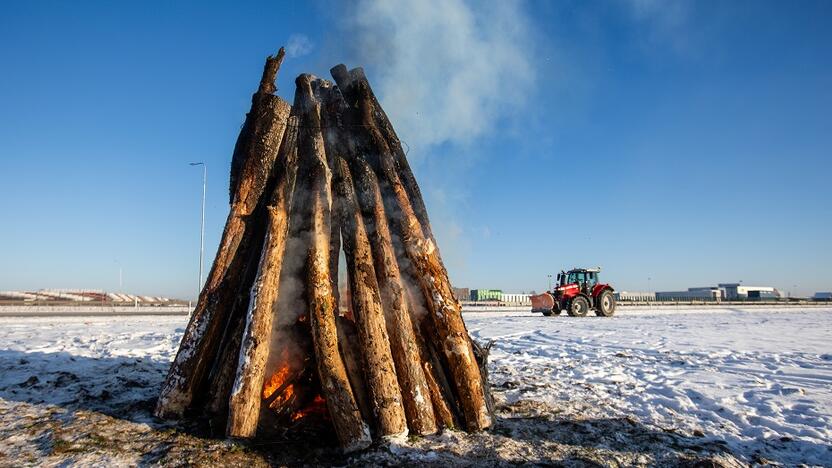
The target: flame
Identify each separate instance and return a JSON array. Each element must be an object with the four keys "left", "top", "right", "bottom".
[
  {"left": 268, "top": 383, "right": 296, "bottom": 410},
  {"left": 290, "top": 394, "right": 328, "bottom": 422},
  {"left": 262, "top": 364, "right": 291, "bottom": 400}
]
